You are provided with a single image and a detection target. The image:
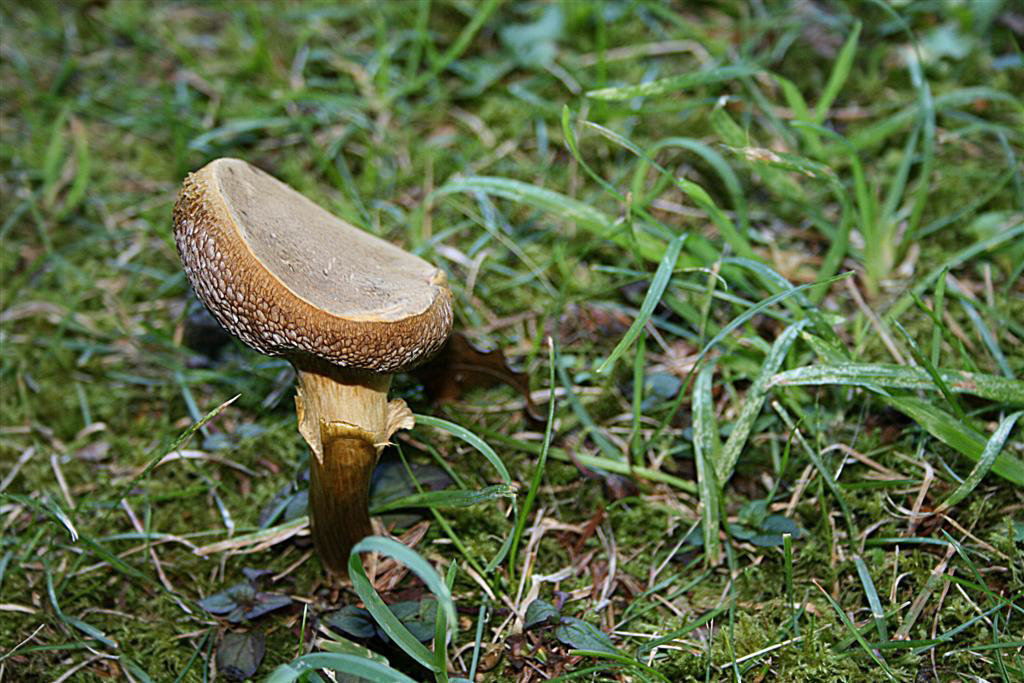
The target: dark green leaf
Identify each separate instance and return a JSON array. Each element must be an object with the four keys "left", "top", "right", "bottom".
[
  {"left": 324, "top": 606, "right": 377, "bottom": 640},
  {"left": 283, "top": 491, "right": 309, "bottom": 523},
  {"left": 200, "top": 582, "right": 291, "bottom": 622},
  {"left": 524, "top": 599, "right": 560, "bottom": 629},
  {"left": 555, "top": 617, "right": 619, "bottom": 655},
  {"left": 216, "top": 631, "right": 265, "bottom": 681},
  {"left": 761, "top": 515, "right": 803, "bottom": 536},
  {"left": 200, "top": 583, "right": 251, "bottom": 615},
  {"left": 388, "top": 600, "right": 437, "bottom": 643},
  {"left": 370, "top": 460, "right": 452, "bottom": 508},
  {"left": 243, "top": 593, "right": 292, "bottom": 620}
]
